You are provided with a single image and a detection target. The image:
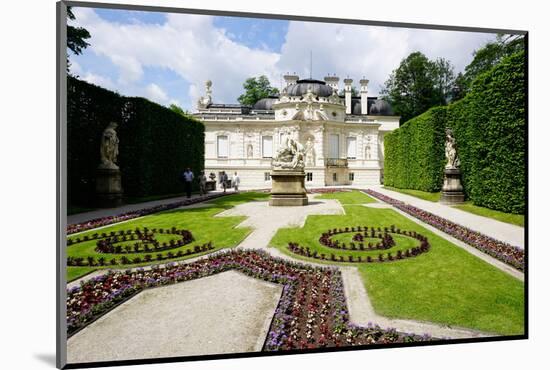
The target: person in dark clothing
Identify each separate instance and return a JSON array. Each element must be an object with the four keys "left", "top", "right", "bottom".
[{"left": 182, "top": 168, "right": 194, "bottom": 198}]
